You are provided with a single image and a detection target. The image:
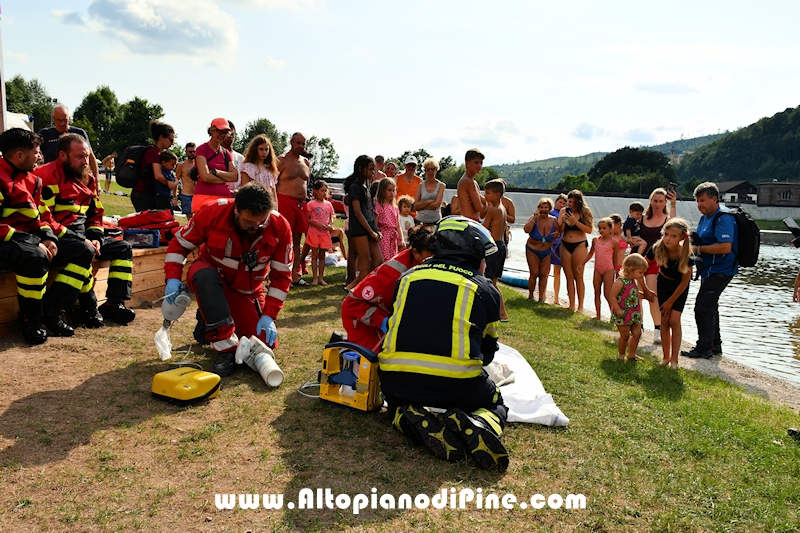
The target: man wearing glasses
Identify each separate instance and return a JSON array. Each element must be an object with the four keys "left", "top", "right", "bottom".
[
  {"left": 164, "top": 183, "right": 294, "bottom": 377},
  {"left": 38, "top": 105, "right": 100, "bottom": 186},
  {"left": 396, "top": 155, "right": 422, "bottom": 218}
]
